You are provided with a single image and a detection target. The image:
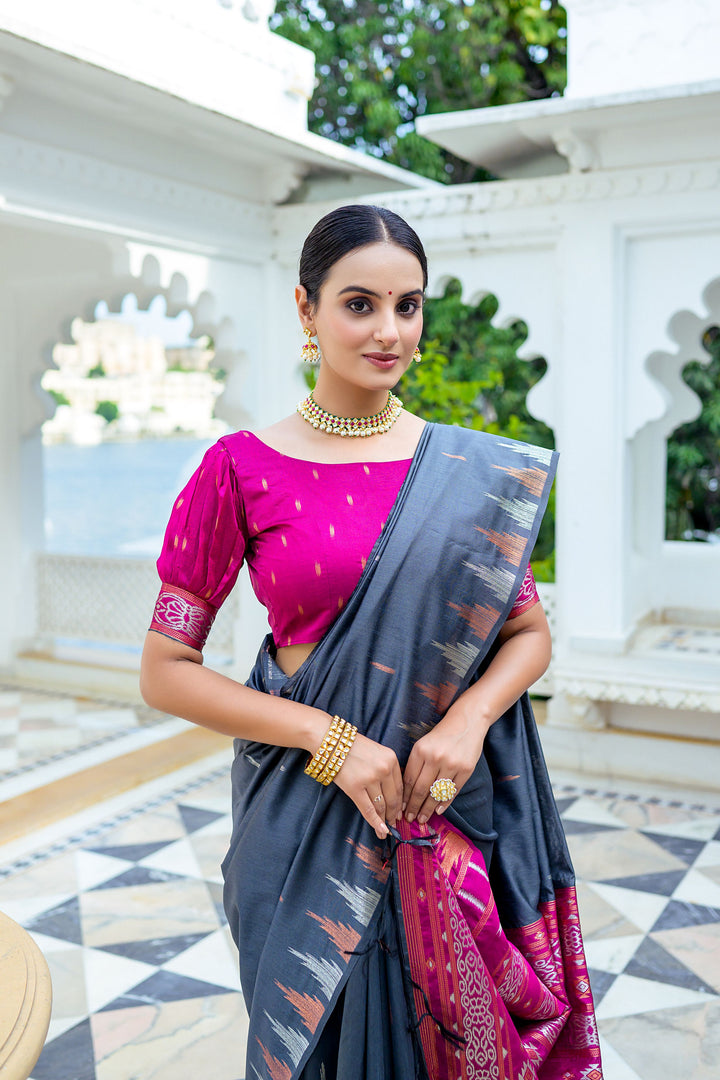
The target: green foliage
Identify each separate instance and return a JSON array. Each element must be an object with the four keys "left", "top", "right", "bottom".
[
  {"left": 87, "top": 362, "right": 106, "bottom": 378},
  {"left": 48, "top": 389, "right": 70, "bottom": 406},
  {"left": 95, "top": 400, "right": 119, "bottom": 423},
  {"left": 403, "top": 281, "right": 553, "bottom": 443},
  {"left": 400, "top": 281, "right": 555, "bottom": 566},
  {"left": 399, "top": 340, "right": 487, "bottom": 427},
  {"left": 666, "top": 327, "right": 720, "bottom": 541},
  {"left": 271, "top": 0, "right": 567, "bottom": 182}
]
